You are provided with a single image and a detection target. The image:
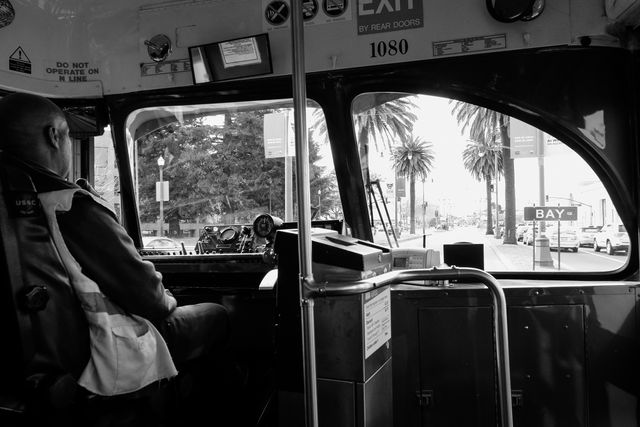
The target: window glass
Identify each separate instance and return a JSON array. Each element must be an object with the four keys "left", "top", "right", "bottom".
[
  {"left": 92, "top": 126, "right": 122, "bottom": 220},
  {"left": 126, "top": 99, "right": 339, "bottom": 250},
  {"left": 353, "top": 93, "right": 629, "bottom": 272}
]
